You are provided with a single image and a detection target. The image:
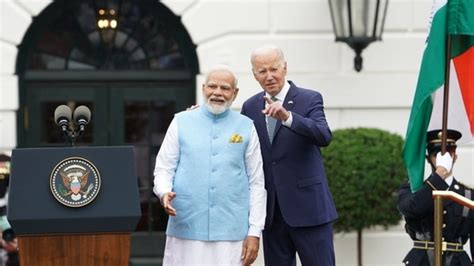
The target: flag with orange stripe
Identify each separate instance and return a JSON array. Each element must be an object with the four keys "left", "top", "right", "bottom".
[{"left": 403, "top": 0, "right": 474, "bottom": 192}]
